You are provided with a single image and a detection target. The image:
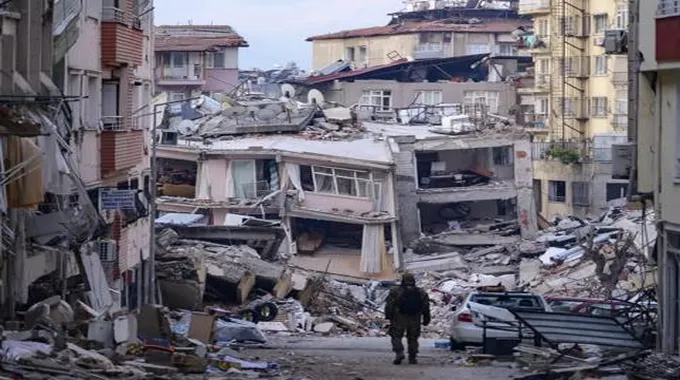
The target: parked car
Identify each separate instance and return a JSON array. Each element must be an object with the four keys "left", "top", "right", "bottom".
[{"left": 448, "top": 290, "right": 551, "bottom": 350}]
